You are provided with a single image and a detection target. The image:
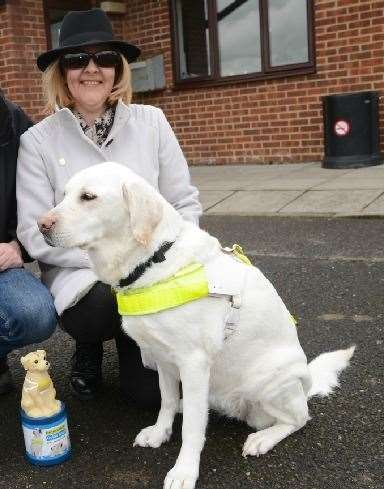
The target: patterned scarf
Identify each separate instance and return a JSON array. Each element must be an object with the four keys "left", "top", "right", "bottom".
[{"left": 73, "top": 105, "right": 116, "bottom": 147}]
